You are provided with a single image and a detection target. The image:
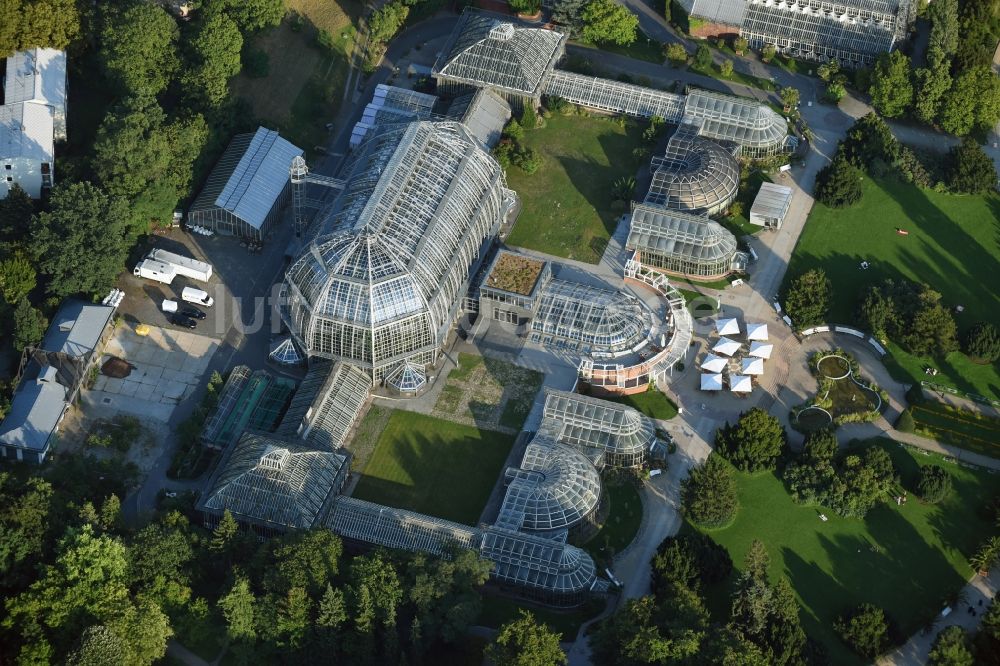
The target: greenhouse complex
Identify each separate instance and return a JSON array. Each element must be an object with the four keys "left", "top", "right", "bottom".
[
  {"left": 679, "top": 0, "right": 913, "bottom": 65},
  {"left": 196, "top": 10, "right": 795, "bottom": 607}
]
